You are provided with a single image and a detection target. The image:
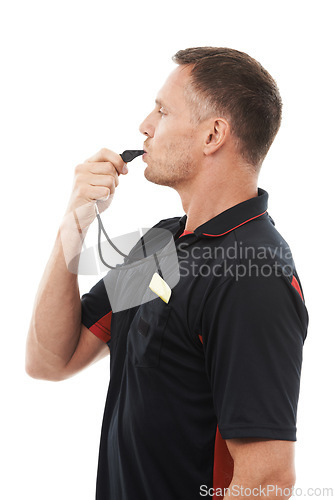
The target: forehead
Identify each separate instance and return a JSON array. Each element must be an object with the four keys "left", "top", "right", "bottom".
[{"left": 156, "top": 65, "right": 193, "bottom": 108}]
